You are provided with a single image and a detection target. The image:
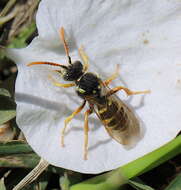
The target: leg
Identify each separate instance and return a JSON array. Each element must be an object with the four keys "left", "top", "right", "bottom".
[
  {"left": 48, "top": 75, "right": 75, "bottom": 88},
  {"left": 78, "top": 46, "right": 89, "bottom": 72},
  {"left": 83, "top": 108, "right": 93, "bottom": 160},
  {"left": 104, "top": 64, "right": 120, "bottom": 86},
  {"left": 107, "top": 86, "right": 150, "bottom": 97},
  {"left": 61, "top": 100, "right": 86, "bottom": 146},
  {"left": 0, "top": 125, "right": 7, "bottom": 135}
]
